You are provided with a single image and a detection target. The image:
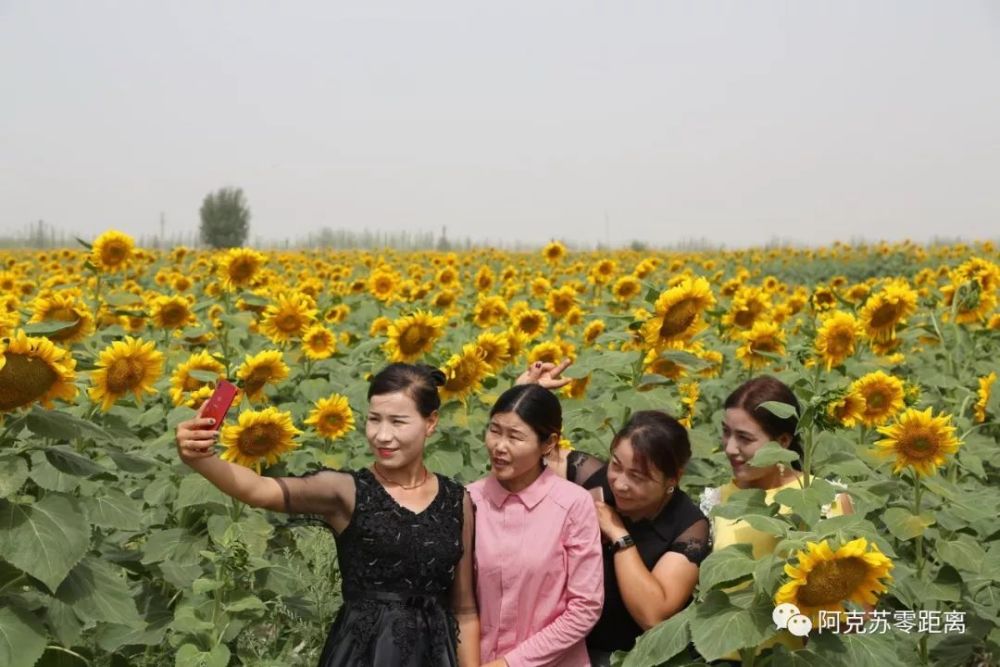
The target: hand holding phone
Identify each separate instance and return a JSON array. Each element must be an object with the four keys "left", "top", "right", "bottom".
[{"left": 200, "top": 380, "right": 238, "bottom": 431}]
